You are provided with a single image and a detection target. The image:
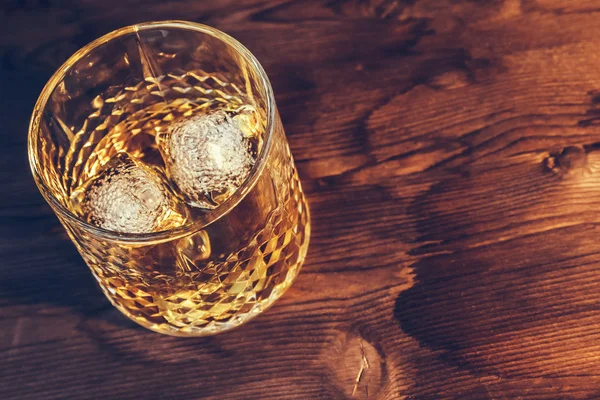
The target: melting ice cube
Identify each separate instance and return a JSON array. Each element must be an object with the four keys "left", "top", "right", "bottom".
[
  {"left": 157, "top": 110, "right": 255, "bottom": 209},
  {"left": 76, "top": 152, "right": 186, "bottom": 233}
]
